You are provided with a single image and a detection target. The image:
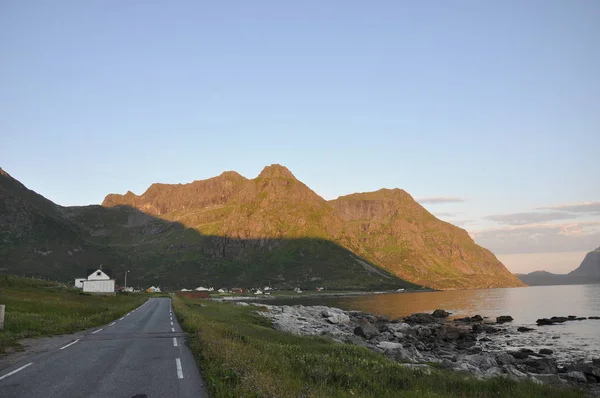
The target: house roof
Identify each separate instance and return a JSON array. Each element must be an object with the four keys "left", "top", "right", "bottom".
[{"left": 87, "top": 268, "right": 112, "bottom": 278}]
